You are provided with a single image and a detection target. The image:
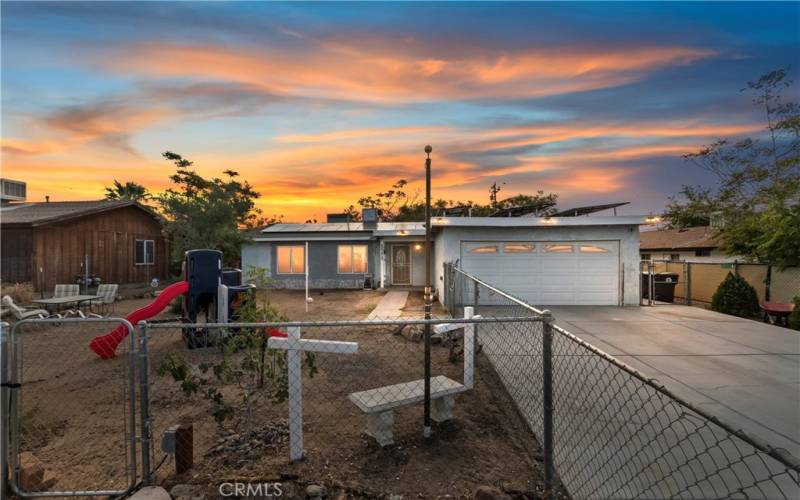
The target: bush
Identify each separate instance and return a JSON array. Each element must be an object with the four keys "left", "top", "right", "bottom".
[
  {"left": 788, "top": 296, "right": 800, "bottom": 331},
  {"left": 711, "top": 272, "right": 760, "bottom": 318},
  {"left": 1, "top": 282, "right": 34, "bottom": 304}
]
